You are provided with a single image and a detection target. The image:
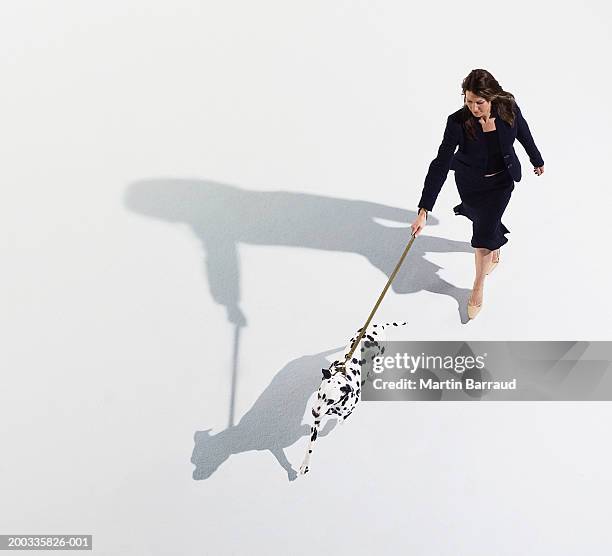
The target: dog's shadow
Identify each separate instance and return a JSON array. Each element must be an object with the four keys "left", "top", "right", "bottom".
[
  {"left": 191, "top": 341, "right": 604, "bottom": 481},
  {"left": 191, "top": 347, "right": 345, "bottom": 482}
]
